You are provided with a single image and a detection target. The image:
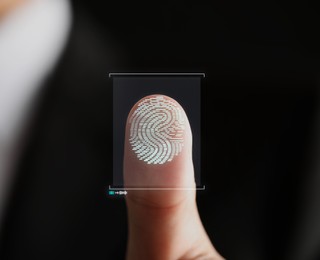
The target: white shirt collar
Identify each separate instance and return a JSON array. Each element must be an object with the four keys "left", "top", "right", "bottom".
[{"left": 0, "top": 0, "right": 71, "bottom": 227}]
